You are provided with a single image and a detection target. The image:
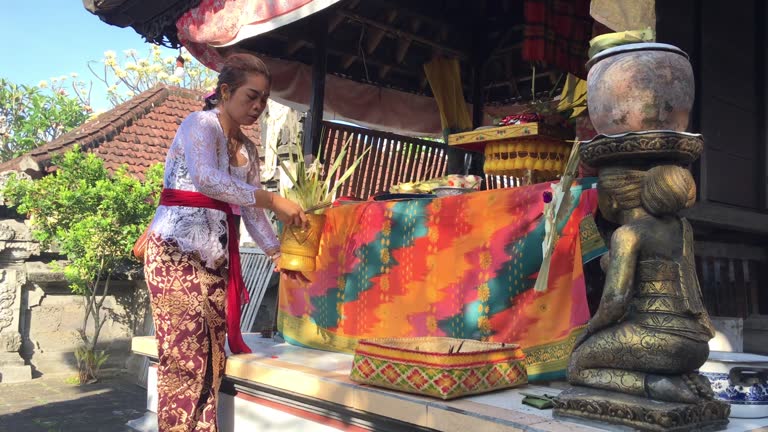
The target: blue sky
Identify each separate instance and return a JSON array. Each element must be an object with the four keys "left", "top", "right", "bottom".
[{"left": 2, "top": 1, "right": 178, "bottom": 110}]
